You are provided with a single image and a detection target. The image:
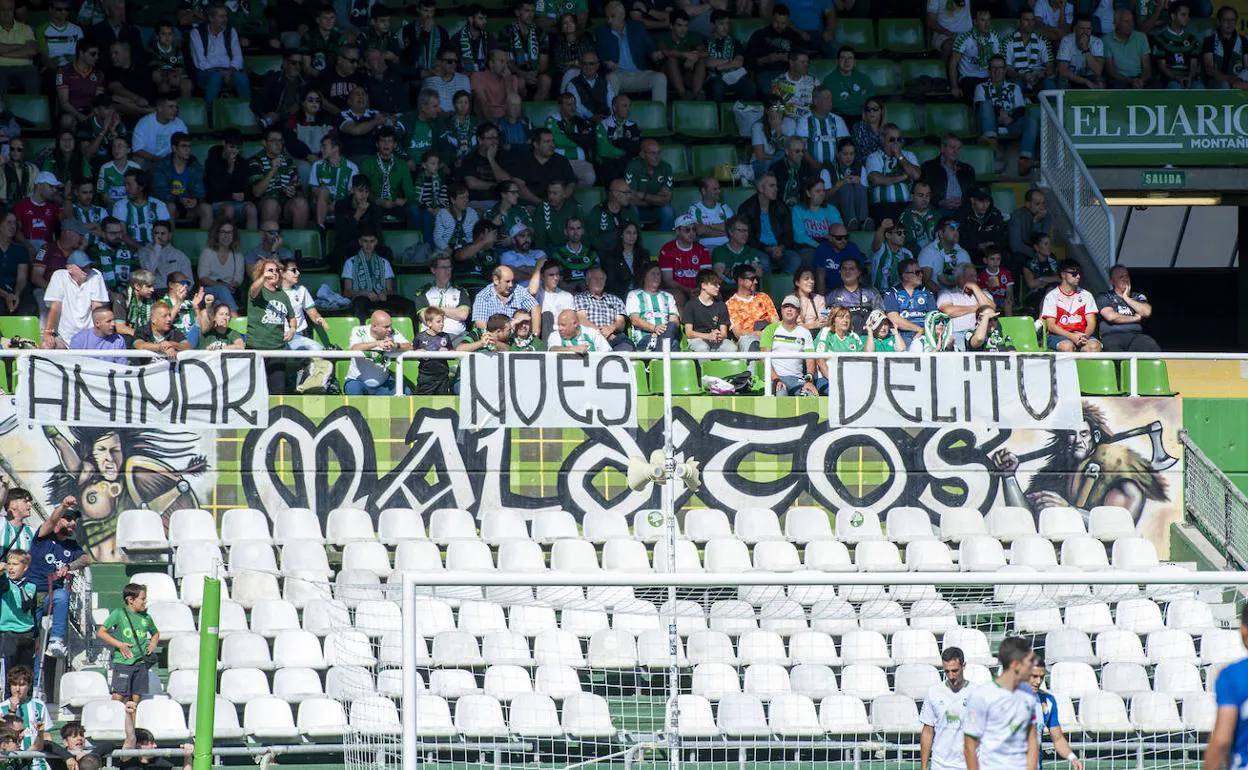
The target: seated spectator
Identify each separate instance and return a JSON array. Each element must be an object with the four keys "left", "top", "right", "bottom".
[
  {"left": 3, "top": 138, "right": 38, "bottom": 204},
  {"left": 917, "top": 217, "right": 972, "bottom": 292},
  {"left": 713, "top": 217, "right": 766, "bottom": 284},
  {"left": 334, "top": 175, "right": 383, "bottom": 262},
  {"left": 454, "top": 219, "right": 503, "bottom": 287},
  {"left": 968, "top": 303, "right": 1013, "bottom": 351},
  {"left": 314, "top": 45, "right": 365, "bottom": 116},
  {"left": 548, "top": 307, "right": 612, "bottom": 351},
  {"left": 341, "top": 228, "right": 413, "bottom": 318},
  {"left": 0, "top": 211, "right": 29, "bottom": 315},
  {"left": 413, "top": 255, "right": 471, "bottom": 345},
  {"left": 626, "top": 261, "right": 680, "bottom": 350},
  {"left": 822, "top": 47, "right": 872, "bottom": 120},
  {"left": 310, "top": 135, "right": 360, "bottom": 229},
  {"left": 725, "top": 264, "right": 777, "bottom": 351},
  {"left": 485, "top": 182, "right": 534, "bottom": 249},
  {"left": 865, "top": 308, "right": 905, "bottom": 352},
  {"left": 1202, "top": 7, "right": 1248, "bottom": 90},
  {"left": 248, "top": 129, "right": 309, "bottom": 228},
  {"left": 826, "top": 138, "right": 870, "bottom": 232},
  {"left": 574, "top": 266, "right": 631, "bottom": 350},
  {"left": 403, "top": 89, "right": 442, "bottom": 163},
  {"left": 751, "top": 104, "right": 787, "bottom": 182},
  {"left": 689, "top": 178, "right": 733, "bottom": 251},
  {"left": 197, "top": 219, "right": 244, "bottom": 312},
  {"left": 251, "top": 50, "right": 306, "bottom": 131},
  {"left": 363, "top": 49, "right": 408, "bottom": 116},
  {"left": 300, "top": 6, "right": 349, "bottom": 76},
  {"left": 921, "top": 135, "right": 975, "bottom": 216},
  {"left": 593, "top": 94, "right": 640, "bottom": 184},
  {"left": 360, "top": 127, "right": 416, "bottom": 227},
  {"left": 655, "top": 9, "right": 706, "bottom": 100},
  {"left": 159, "top": 273, "right": 201, "bottom": 343},
  {"left": 813, "top": 223, "right": 862, "bottom": 295},
  {"left": 529, "top": 257, "right": 576, "bottom": 330},
  {"left": 110, "top": 169, "right": 169, "bottom": 249},
  {"left": 33, "top": 218, "right": 85, "bottom": 304},
  {"left": 246, "top": 258, "right": 296, "bottom": 394},
  {"left": 42, "top": 250, "right": 108, "bottom": 348},
  {"left": 1032, "top": 0, "right": 1074, "bottom": 44},
  {"left": 1022, "top": 232, "right": 1060, "bottom": 313},
  {"left": 785, "top": 267, "right": 828, "bottom": 333},
  {"left": 602, "top": 221, "right": 647, "bottom": 297},
  {"left": 456, "top": 6, "right": 490, "bottom": 74},
  {"left": 586, "top": 179, "right": 637, "bottom": 254},
  {"left": 815, "top": 305, "right": 864, "bottom": 358},
  {"left": 1057, "top": 14, "right": 1107, "bottom": 88},
  {"left": 770, "top": 136, "right": 813, "bottom": 209},
  {"left": 1097, "top": 265, "right": 1158, "bottom": 351},
  {"left": 243, "top": 221, "right": 293, "bottom": 270},
  {"left": 130, "top": 97, "right": 186, "bottom": 164},
  {"left": 508, "top": 309, "right": 544, "bottom": 350},
  {"left": 472, "top": 265, "right": 540, "bottom": 334},
  {"left": 131, "top": 301, "right": 189, "bottom": 359},
  {"left": 280, "top": 260, "right": 326, "bottom": 351},
  {"left": 927, "top": 0, "right": 973, "bottom": 58},
  {"left": 1104, "top": 8, "right": 1151, "bottom": 88},
  {"left": 56, "top": 41, "right": 104, "bottom": 131},
  {"left": 772, "top": 51, "right": 815, "bottom": 133},
  {"left": 204, "top": 132, "right": 259, "bottom": 230},
  {"left": 346, "top": 310, "right": 413, "bottom": 395},
  {"left": 189, "top": 2, "right": 249, "bottom": 105},
  {"left": 977, "top": 246, "right": 1015, "bottom": 314},
  {"left": 16, "top": 172, "right": 64, "bottom": 250},
  {"left": 472, "top": 50, "right": 520, "bottom": 122},
  {"left": 762, "top": 297, "right": 820, "bottom": 396},
  {"left": 659, "top": 215, "right": 712, "bottom": 305},
  {"left": 745, "top": 6, "right": 804, "bottom": 94},
  {"left": 863, "top": 123, "right": 921, "bottom": 223},
  {"left": 461, "top": 313, "right": 516, "bottom": 352},
  {"left": 434, "top": 91, "right": 479, "bottom": 168},
  {"left": 1008, "top": 188, "right": 1051, "bottom": 268},
  {"left": 411, "top": 151, "right": 449, "bottom": 245},
  {"left": 1153, "top": 2, "right": 1202, "bottom": 89},
  {"left": 737, "top": 172, "right": 798, "bottom": 274},
  {"left": 1006, "top": 9, "right": 1058, "bottom": 95},
  {"left": 137, "top": 221, "right": 192, "bottom": 291},
  {"left": 500, "top": 223, "right": 547, "bottom": 280},
  {"left": 883, "top": 257, "right": 937, "bottom": 347},
  {"left": 959, "top": 187, "right": 1009, "bottom": 261},
  {"left": 112, "top": 268, "right": 155, "bottom": 336},
  {"left": 68, "top": 306, "right": 127, "bottom": 362},
  {"left": 949, "top": 7, "right": 1004, "bottom": 100},
  {"left": 509, "top": 128, "right": 577, "bottom": 205},
  {"left": 975, "top": 60, "right": 1038, "bottom": 177},
  {"left": 501, "top": 0, "right": 552, "bottom": 101},
  {"left": 533, "top": 180, "right": 580, "bottom": 254},
  {"left": 625, "top": 139, "right": 674, "bottom": 232},
  {"left": 682, "top": 268, "right": 735, "bottom": 352},
  {"left": 938, "top": 262, "right": 995, "bottom": 349},
  {"left": 594, "top": 0, "right": 667, "bottom": 104},
  {"left": 197, "top": 301, "right": 245, "bottom": 350},
  {"left": 826, "top": 256, "right": 884, "bottom": 334},
  {"left": 286, "top": 88, "right": 336, "bottom": 164},
  {"left": 1041, "top": 258, "right": 1102, "bottom": 353},
  {"left": 704, "top": 11, "right": 753, "bottom": 102}
]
